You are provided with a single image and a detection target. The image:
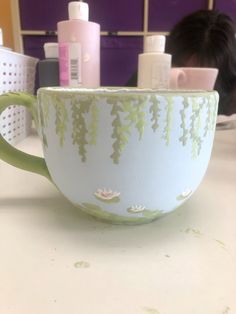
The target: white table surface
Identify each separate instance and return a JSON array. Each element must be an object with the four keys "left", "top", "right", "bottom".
[{"left": 0, "top": 127, "right": 236, "bottom": 314}]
